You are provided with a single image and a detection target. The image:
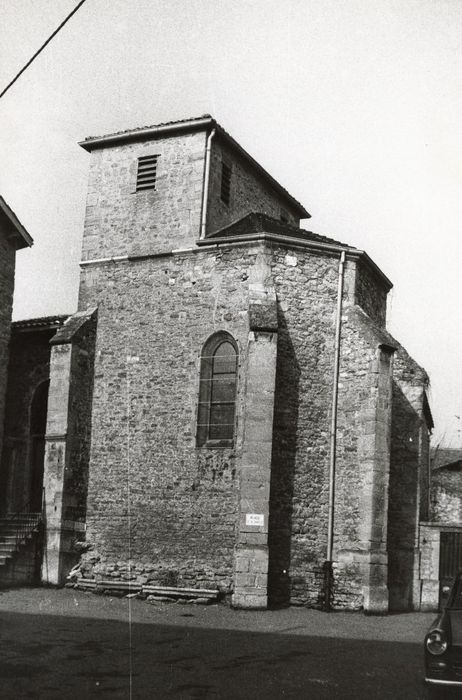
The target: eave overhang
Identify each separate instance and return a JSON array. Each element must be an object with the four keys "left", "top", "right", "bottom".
[
  {"left": 196, "top": 232, "right": 393, "bottom": 293},
  {"left": 0, "top": 196, "right": 33, "bottom": 249},
  {"left": 12, "top": 315, "right": 68, "bottom": 333}
]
